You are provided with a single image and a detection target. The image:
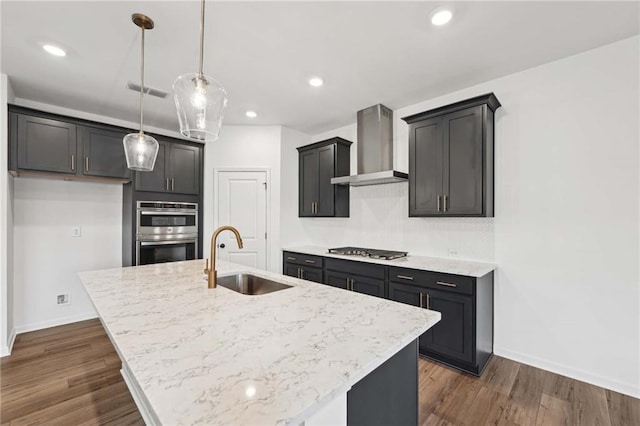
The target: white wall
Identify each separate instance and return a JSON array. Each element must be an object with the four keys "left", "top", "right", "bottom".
[
  {"left": 282, "top": 36, "right": 640, "bottom": 397},
  {"left": 203, "top": 126, "right": 283, "bottom": 273},
  {"left": 13, "top": 178, "right": 122, "bottom": 332},
  {"left": 1, "top": 74, "right": 16, "bottom": 355}
]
